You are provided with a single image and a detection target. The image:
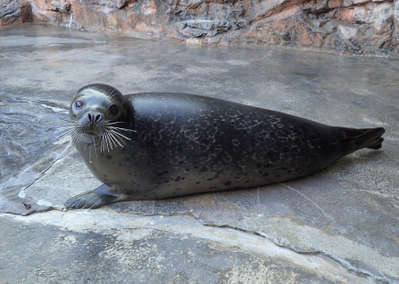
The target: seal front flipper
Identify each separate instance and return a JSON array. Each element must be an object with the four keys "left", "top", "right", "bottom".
[{"left": 65, "top": 184, "right": 125, "bottom": 209}]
